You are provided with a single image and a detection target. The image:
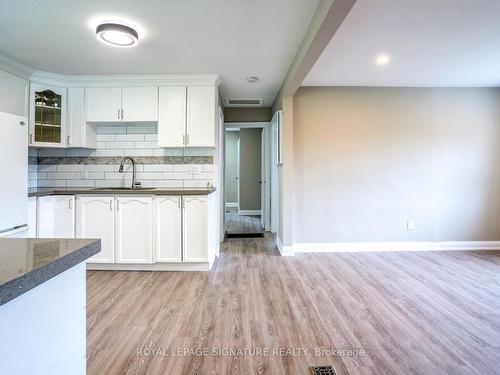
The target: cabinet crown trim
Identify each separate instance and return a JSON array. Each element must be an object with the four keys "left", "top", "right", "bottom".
[{"left": 31, "top": 71, "right": 221, "bottom": 87}]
